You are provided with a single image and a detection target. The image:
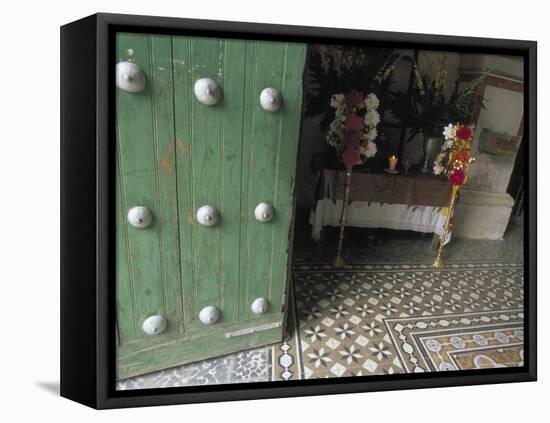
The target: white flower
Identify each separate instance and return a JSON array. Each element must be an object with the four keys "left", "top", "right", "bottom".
[
  {"left": 442, "top": 123, "right": 456, "bottom": 140},
  {"left": 364, "top": 110, "right": 380, "bottom": 126},
  {"left": 433, "top": 161, "right": 445, "bottom": 175},
  {"left": 364, "top": 93, "right": 379, "bottom": 111},
  {"left": 330, "top": 94, "right": 345, "bottom": 109},
  {"left": 365, "top": 127, "right": 378, "bottom": 142},
  {"left": 363, "top": 141, "right": 378, "bottom": 158}
]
